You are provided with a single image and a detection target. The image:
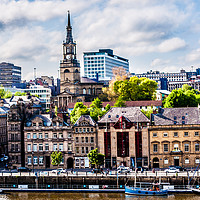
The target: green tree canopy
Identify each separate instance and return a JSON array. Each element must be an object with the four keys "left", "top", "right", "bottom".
[
  {"left": 51, "top": 151, "right": 63, "bottom": 166},
  {"left": 114, "top": 97, "right": 126, "bottom": 107},
  {"left": 113, "top": 76, "right": 158, "bottom": 101},
  {"left": 14, "top": 91, "right": 26, "bottom": 96},
  {"left": 164, "top": 88, "right": 198, "bottom": 108},
  {"left": 0, "top": 87, "right": 5, "bottom": 98},
  {"left": 87, "top": 148, "right": 105, "bottom": 168}
]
